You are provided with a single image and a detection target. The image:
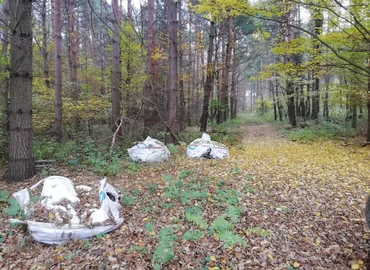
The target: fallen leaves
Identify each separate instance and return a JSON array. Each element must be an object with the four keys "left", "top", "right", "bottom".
[{"left": 1, "top": 123, "right": 370, "bottom": 269}]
